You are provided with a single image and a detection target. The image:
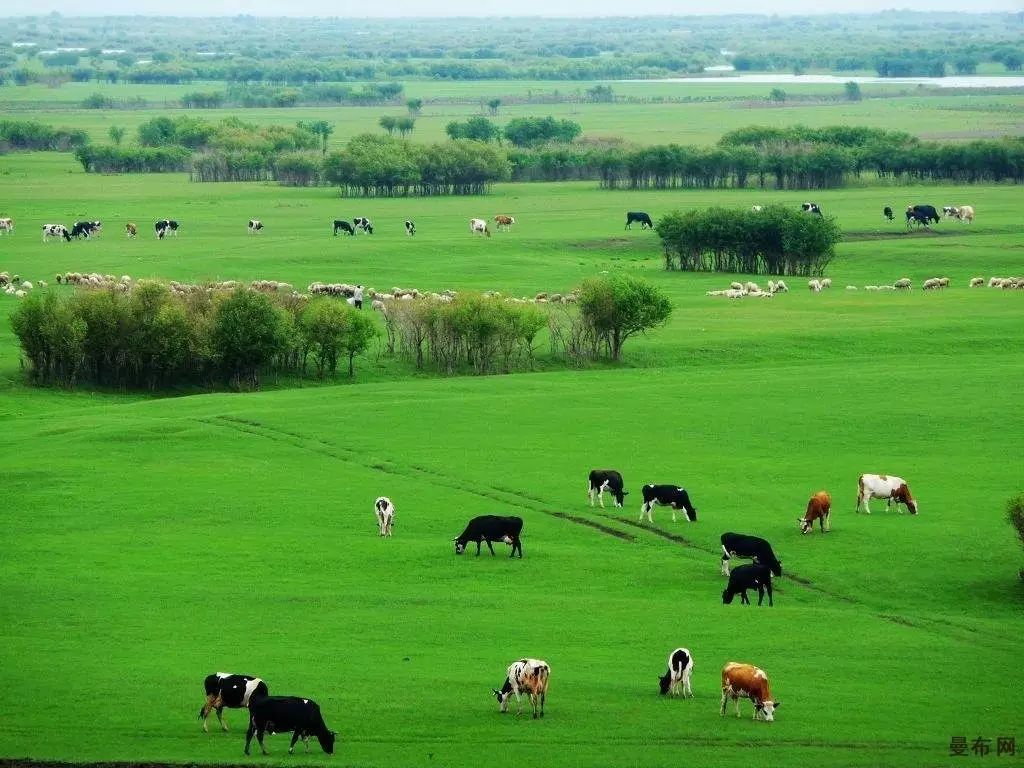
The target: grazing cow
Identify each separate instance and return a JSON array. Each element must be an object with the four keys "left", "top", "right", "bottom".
[
  {"left": 454, "top": 515, "right": 523, "bottom": 557},
  {"left": 588, "top": 469, "right": 627, "bottom": 509},
  {"left": 640, "top": 484, "right": 697, "bottom": 523},
  {"left": 625, "top": 211, "right": 653, "bottom": 230},
  {"left": 906, "top": 205, "right": 939, "bottom": 229},
  {"left": 0, "top": 217, "right": 13, "bottom": 234},
  {"left": 155, "top": 219, "right": 179, "bottom": 239},
  {"left": 470, "top": 218, "right": 491, "bottom": 237},
  {"left": 248, "top": 219, "right": 263, "bottom": 234},
  {"left": 199, "top": 673, "right": 268, "bottom": 733},
  {"left": 955, "top": 205, "right": 975, "bottom": 223},
  {"left": 353, "top": 216, "right": 373, "bottom": 234},
  {"left": 71, "top": 220, "right": 101, "bottom": 239},
  {"left": 720, "top": 532, "right": 782, "bottom": 577},
  {"left": 42, "top": 224, "right": 72, "bottom": 242},
  {"left": 245, "top": 696, "right": 336, "bottom": 756},
  {"left": 125, "top": 222, "right": 137, "bottom": 238},
  {"left": 721, "top": 662, "right": 780, "bottom": 722},
  {"left": 942, "top": 205, "right": 959, "bottom": 218},
  {"left": 333, "top": 219, "right": 355, "bottom": 236},
  {"left": 883, "top": 206, "right": 894, "bottom": 221},
  {"left": 374, "top": 496, "right": 394, "bottom": 537},
  {"left": 722, "top": 562, "right": 775, "bottom": 606},
  {"left": 799, "top": 491, "right": 831, "bottom": 534},
  {"left": 493, "top": 658, "right": 550, "bottom": 718},
  {"left": 404, "top": 219, "right": 416, "bottom": 236},
  {"left": 801, "top": 202, "right": 822, "bottom": 215},
  {"left": 494, "top": 214, "right": 515, "bottom": 231},
  {"left": 751, "top": 205, "right": 763, "bottom": 212},
  {"left": 658, "top": 647, "right": 694, "bottom": 698},
  {"left": 855, "top": 473, "right": 918, "bottom": 515}
]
